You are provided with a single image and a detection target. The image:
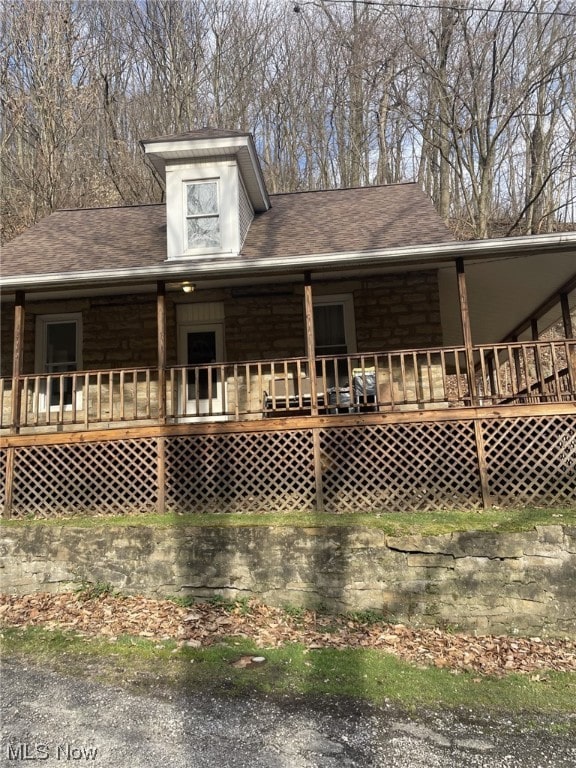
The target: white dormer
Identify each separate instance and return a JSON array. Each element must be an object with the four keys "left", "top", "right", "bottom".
[{"left": 141, "top": 129, "right": 270, "bottom": 261}]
